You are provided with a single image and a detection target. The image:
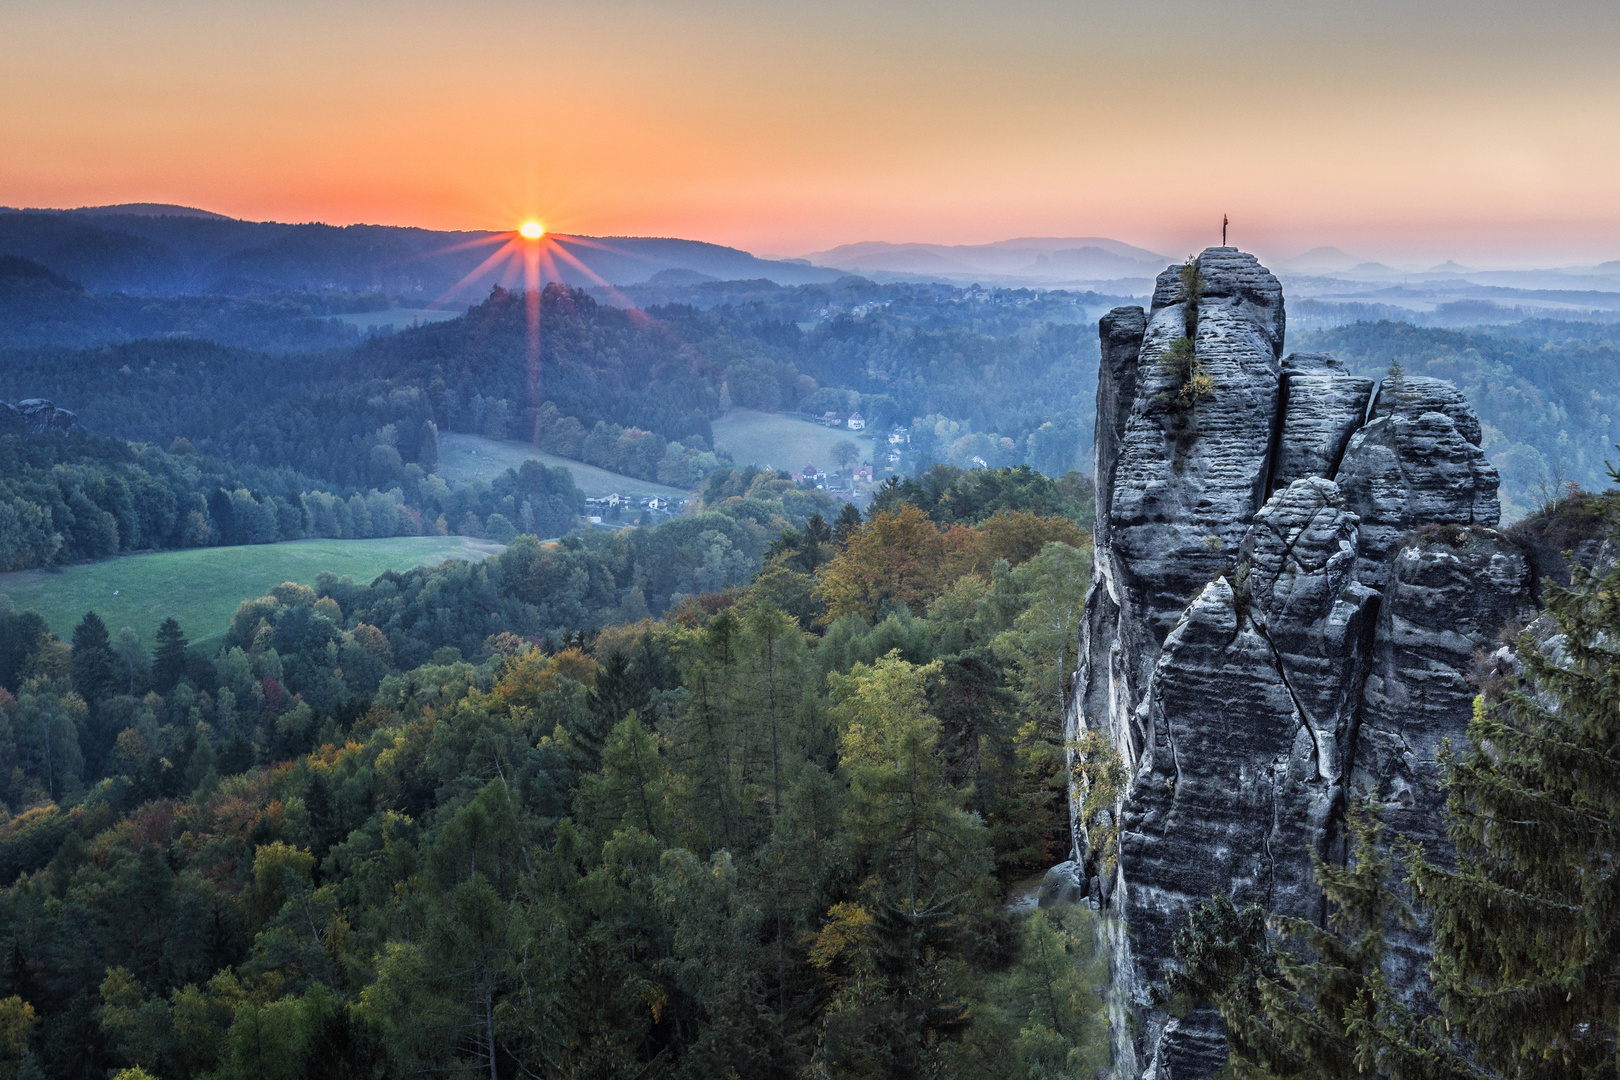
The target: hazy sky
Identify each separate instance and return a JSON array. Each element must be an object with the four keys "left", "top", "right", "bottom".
[{"left": 5, "top": 0, "right": 1620, "bottom": 265}]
